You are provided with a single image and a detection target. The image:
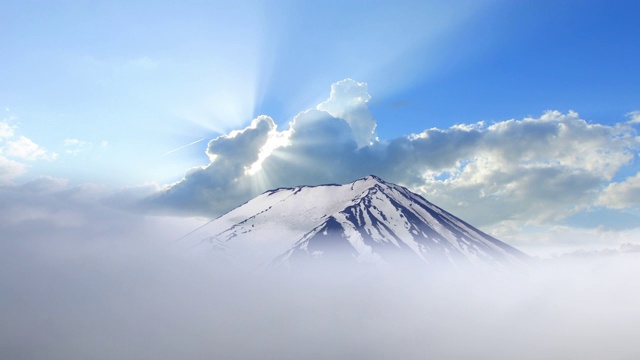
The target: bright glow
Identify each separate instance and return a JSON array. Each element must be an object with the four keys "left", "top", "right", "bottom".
[{"left": 246, "top": 128, "right": 291, "bottom": 176}]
